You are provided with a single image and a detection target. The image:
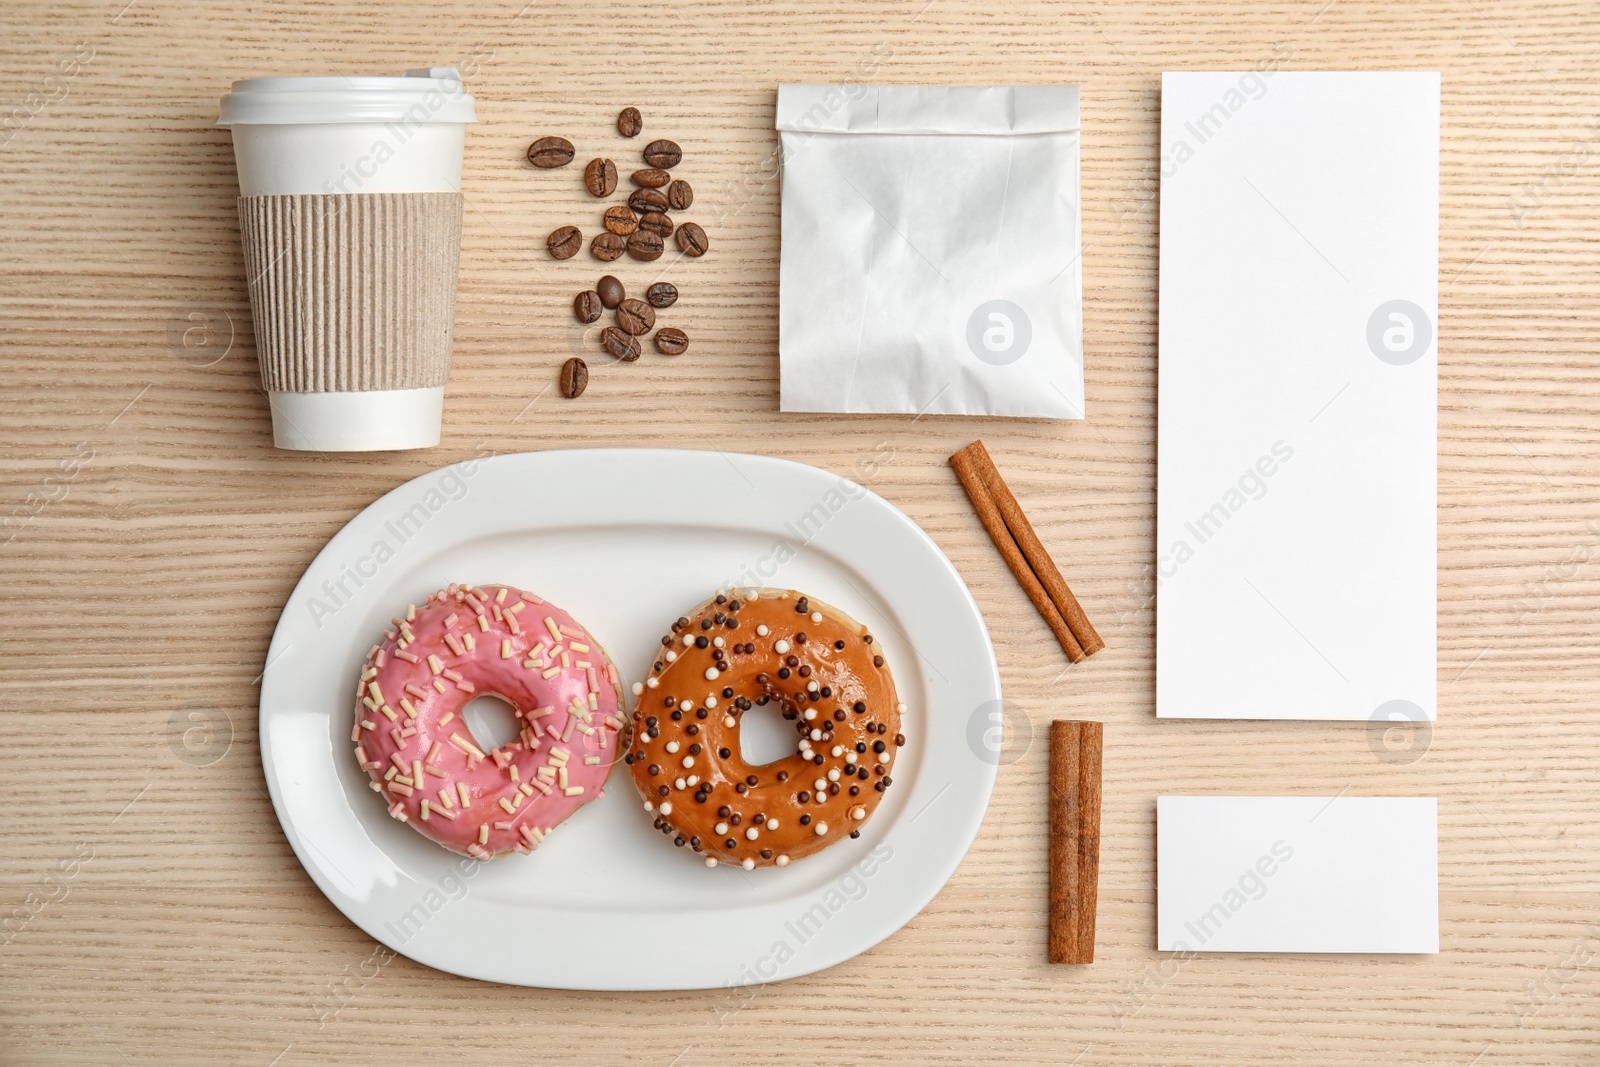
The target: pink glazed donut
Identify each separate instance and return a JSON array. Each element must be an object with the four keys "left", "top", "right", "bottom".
[{"left": 350, "top": 582, "right": 624, "bottom": 859}]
